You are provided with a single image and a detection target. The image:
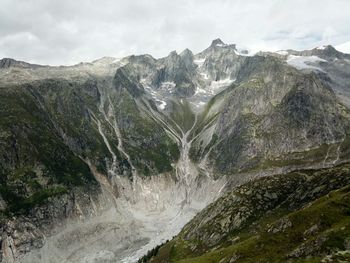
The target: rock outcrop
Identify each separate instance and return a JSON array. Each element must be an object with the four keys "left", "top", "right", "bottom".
[{"left": 147, "top": 163, "right": 350, "bottom": 262}]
